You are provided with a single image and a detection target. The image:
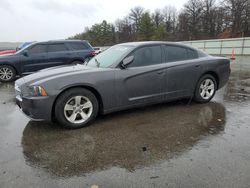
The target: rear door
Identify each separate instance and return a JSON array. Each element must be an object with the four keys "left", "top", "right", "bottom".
[
  {"left": 47, "top": 43, "right": 72, "bottom": 66},
  {"left": 67, "top": 41, "right": 94, "bottom": 61},
  {"left": 21, "top": 44, "right": 48, "bottom": 74},
  {"left": 163, "top": 45, "right": 202, "bottom": 99},
  {"left": 114, "top": 45, "right": 166, "bottom": 108}
]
